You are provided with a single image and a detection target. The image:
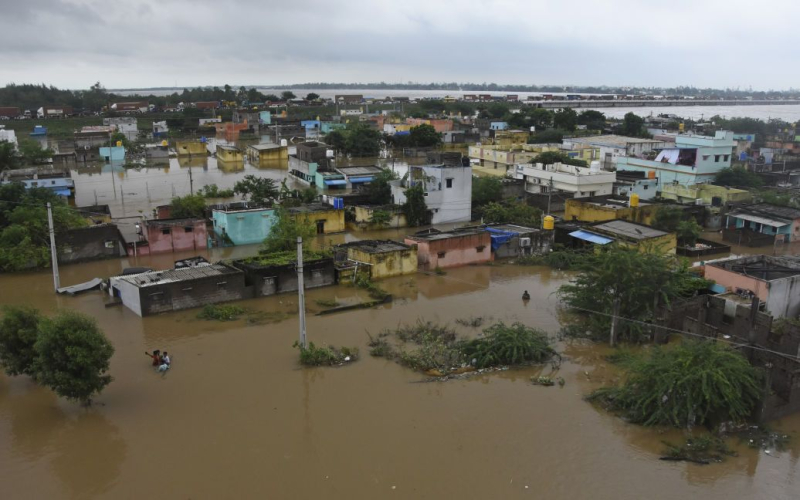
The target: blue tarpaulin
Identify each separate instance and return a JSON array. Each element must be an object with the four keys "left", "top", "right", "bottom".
[
  {"left": 569, "top": 230, "right": 613, "bottom": 245},
  {"left": 485, "top": 227, "right": 517, "bottom": 251},
  {"left": 324, "top": 179, "right": 346, "bottom": 186},
  {"left": 349, "top": 176, "right": 374, "bottom": 184}
]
